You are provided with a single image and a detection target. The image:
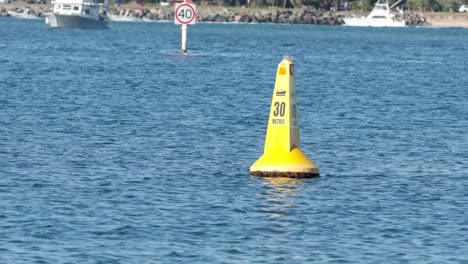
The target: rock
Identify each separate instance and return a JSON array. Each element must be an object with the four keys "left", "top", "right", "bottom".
[
  {"left": 336, "top": 16, "right": 344, "bottom": 25},
  {"left": 271, "top": 10, "right": 278, "bottom": 19},
  {"left": 145, "top": 13, "right": 156, "bottom": 20},
  {"left": 253, "top": 11, "right": 262, "bottom": 21},
  {"left": 260, "top": 10, "right": 271, "bottom": 17},
  {"left": 215, "top": 15, "right": 227, "bottom": 22},
  {"left": 303, "top": 14, "right": 313, "bottom": 24},
  {"left": 404, "top": 11, "right": 429, "bottom": 26},
  {"left": 288, "top": 14, "right": 297, "bottom": 24},
  {"left": 315, "top": 17, "right": 323, "bottom": 25}
]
